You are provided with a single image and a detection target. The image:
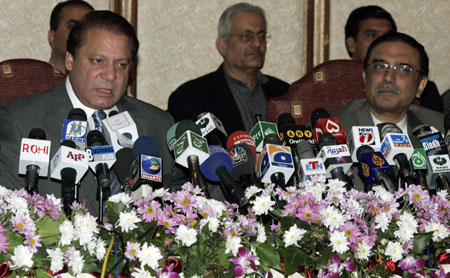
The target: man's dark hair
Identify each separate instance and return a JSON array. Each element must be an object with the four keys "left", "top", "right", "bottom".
[
  {"left": 67, "top": 10, "right": 139, "bottom": 62},
  {"left": 345, "top": 5, "right": 397, "bottom": 57},
  {"left": 364, "top": 32, "right": 429, "bottom": 78},
  {"left": 50, "top": 0, "right": 94, "bottom": 31}
]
